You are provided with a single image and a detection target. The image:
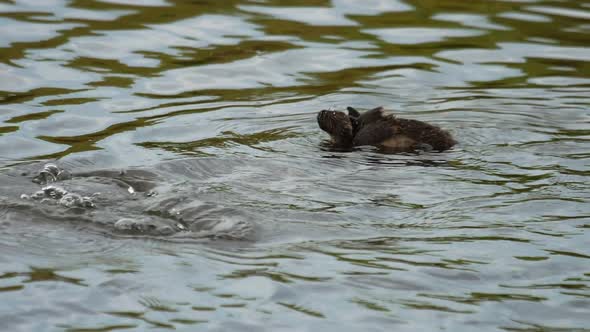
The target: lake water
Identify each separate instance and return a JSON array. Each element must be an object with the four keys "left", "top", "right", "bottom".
[{"left": 0, "top": 0, "right": 589, "bottom": 331}]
